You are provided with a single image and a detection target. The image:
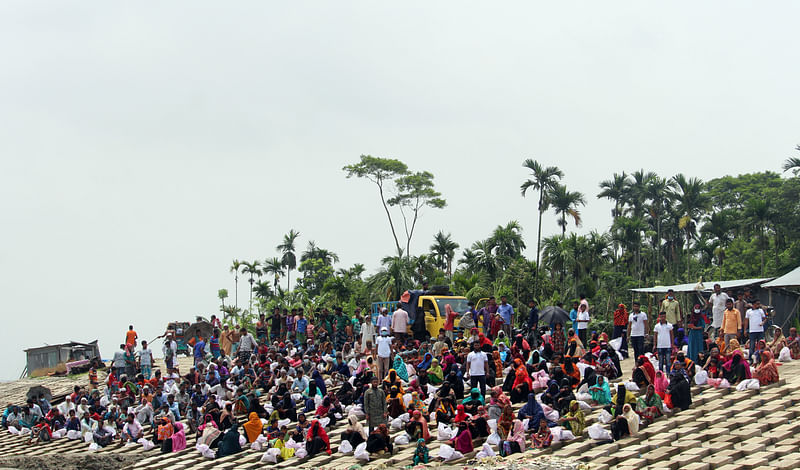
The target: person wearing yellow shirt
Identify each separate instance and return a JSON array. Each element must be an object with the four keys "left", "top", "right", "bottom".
[{"left": 721, "top": 298, "right": 742, "bottom": 349}]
